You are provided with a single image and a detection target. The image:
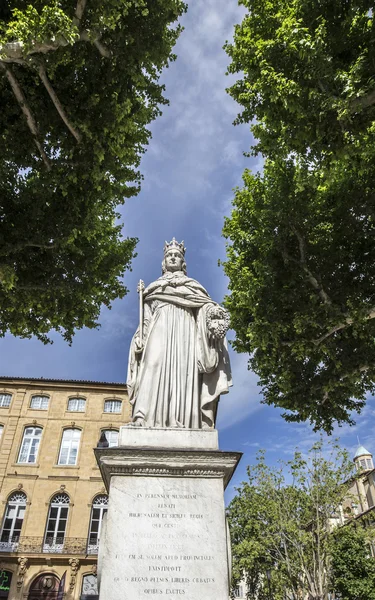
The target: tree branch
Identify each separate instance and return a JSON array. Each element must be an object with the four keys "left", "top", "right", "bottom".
[
  {"left": 321, "top": 363, "right": 374, "bottom": 405},
  {"left": 291, "top": 227, "right": 332, "bottom": 306},
  {"left": 74, "top": 0, "right": 87, "bottom": 26},
  {"left": 0, "top": 39, "right": 68, "bottom": 61},
  {"left": 0, "top": 26, "right": 110, "bottom": 62},
  {"left": 17, "top": 285, "right": 65, "bottom": 291},
  {"left": 0, "top": 64, "right": 51, "bottom": 170},
  {"left": 94, "top": 39, "right": 111, "bottom": 58},
  {"left": 79, "top": 31, "right": 111, "bottom": 58},
  {"left": 282, "top": 249, "right": 332, "bottom": 306},
  {"left": 318, "top": 80, "right": 329, "bottom": 94},
  {"left": 0, "top": 242, "right": 56, "bottom": 257},
  {"left": 37, "top": 63, "right": 81, "bottom": 143},
  {"left": 349, "top": 88, "right": 375, "bottom": 112},
  {"left": 21, "top": 242, "right": 55, "bottom": 250},
  {"left": 314, "top": 308, "right": 375, "bottom": 345},
  {"left": 0, "top": 0, "right": 87, "bottom": 60}
]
